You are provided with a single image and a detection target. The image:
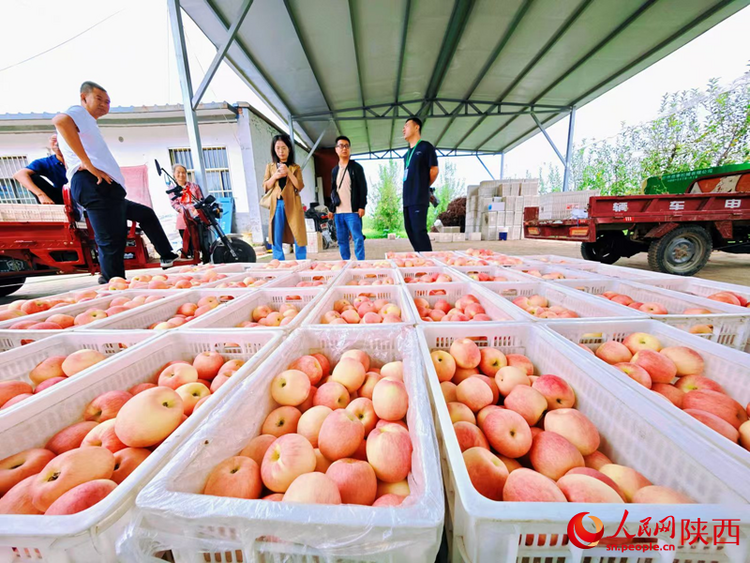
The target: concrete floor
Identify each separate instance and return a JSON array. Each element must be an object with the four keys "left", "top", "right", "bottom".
[{"left": 3, "top": 238, "right": 748, "bottom": 303}]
